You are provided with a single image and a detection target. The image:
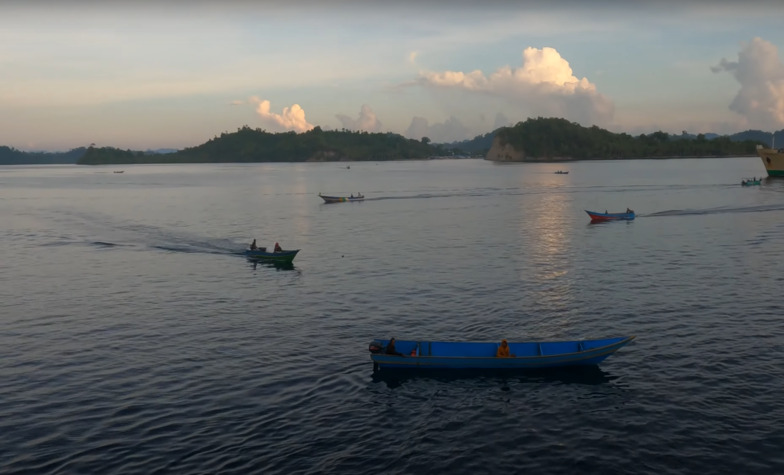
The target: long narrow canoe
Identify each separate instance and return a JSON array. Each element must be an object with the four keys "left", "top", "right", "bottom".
[
  {"left": 244, "top": 249, "right": 299, "bottom": 264},
  {"left": 319, "top": 193, "right": 365, "bottom": 203},
  {"left": 585, "top": 210, "right": 635, "bottom": 222},
  {"left": 369, "top": 336, "right": 635, "bottom": 370}
]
